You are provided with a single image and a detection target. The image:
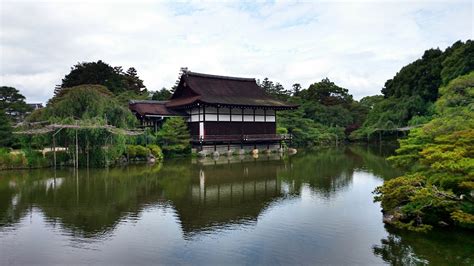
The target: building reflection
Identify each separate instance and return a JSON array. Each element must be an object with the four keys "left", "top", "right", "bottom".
[
  {"left": 171, "top": 160, "right": 286, "bottom": 237},
  {"left": 0, "top": 146, "right": 401, "bottom": 239}
]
